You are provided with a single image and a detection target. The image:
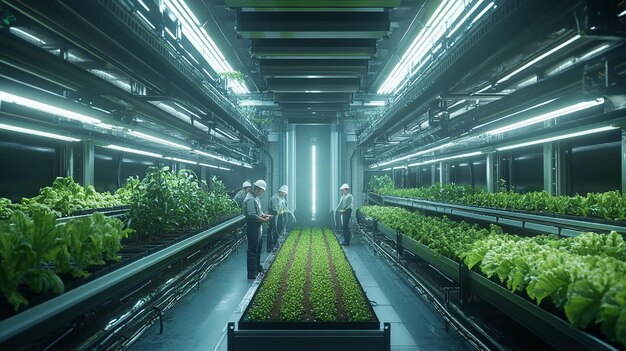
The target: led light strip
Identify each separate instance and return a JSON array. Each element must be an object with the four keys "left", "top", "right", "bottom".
[
  {"left": 408, "top": 151, "right": 483, "bottom": 167},
  {"left": 128, "top": 130, "right": 192, "bottom": 150},
  {"left": 0, "top": 123, "right": 80, "bottom": 142},
  {"left": 378, "top": 0, "right": 489, "bottom": 94},
  {"left": 105, "top": 144, "right": 163, "bottom": 158},
  {"left": 497, "top": 35, "right": 581, "bottom": 84},
  {"left": 372, "top": 142, "right": 454, "bottom": 168},
  {"left": 496, "top": 126, "right": 617, "bottom": 151},
  {"left": 164, "top": 0, "right": 248, "bottom": 94},
  {"left": 485, "top": 98, "right": 605, "bottom": 135},
  {"left": 0, "top": 91, "right": 101, "bottom": 124}
]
